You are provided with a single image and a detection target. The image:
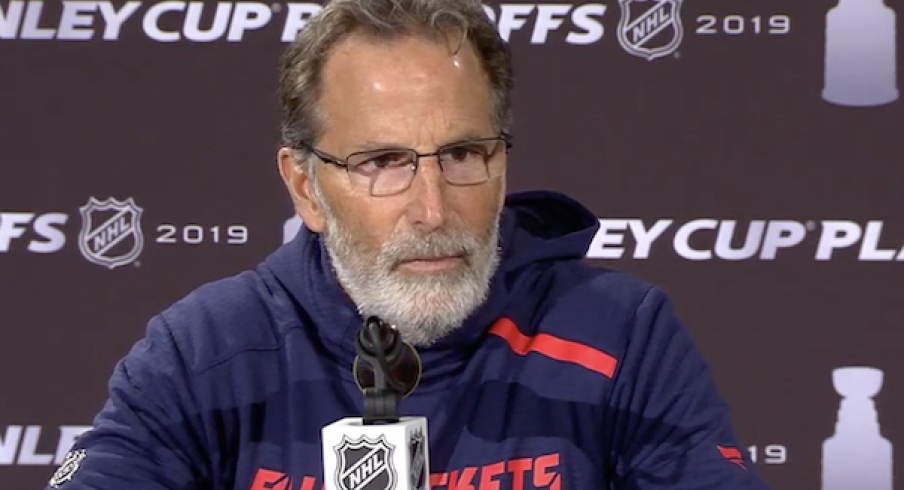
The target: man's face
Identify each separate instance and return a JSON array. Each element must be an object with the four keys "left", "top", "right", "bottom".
[{"left": 284, "top": 32, "right": 507, "bottom": 346}]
